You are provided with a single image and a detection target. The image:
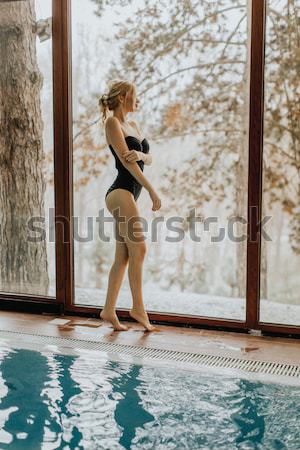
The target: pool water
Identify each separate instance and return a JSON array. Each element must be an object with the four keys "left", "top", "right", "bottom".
[{"left": 0, "top": 345, "right": 299, "bottom": 449}]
